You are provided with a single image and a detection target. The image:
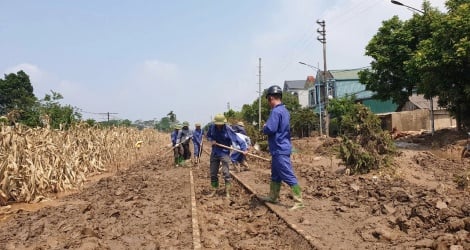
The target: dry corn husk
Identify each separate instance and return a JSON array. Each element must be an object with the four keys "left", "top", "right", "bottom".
[{"left": 0, "top": 123, "right": 168, "bottom": 204}]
